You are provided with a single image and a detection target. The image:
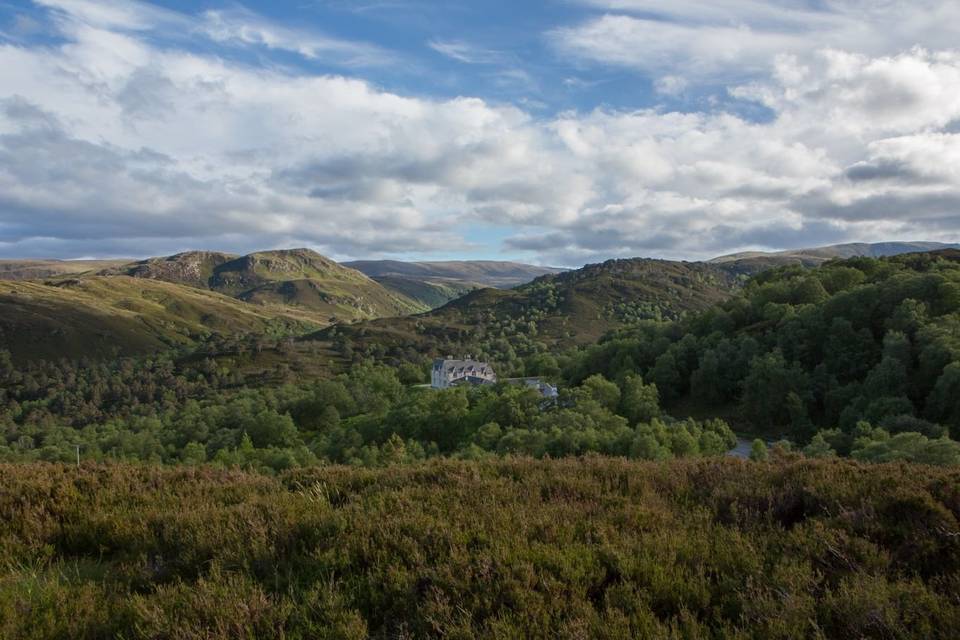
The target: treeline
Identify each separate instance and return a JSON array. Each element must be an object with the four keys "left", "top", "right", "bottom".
[
  {"left": 564, "top": 251, "right": 960, "bottom": 462},
  {"left": 1, "top": 348, "right": 738, "bottom": 471},
  {"left": 2, "top": 458, "right": 959, "bottom": 638},
  {"left": 5, "top": 251, "right": 960, "bottom": 469}
]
